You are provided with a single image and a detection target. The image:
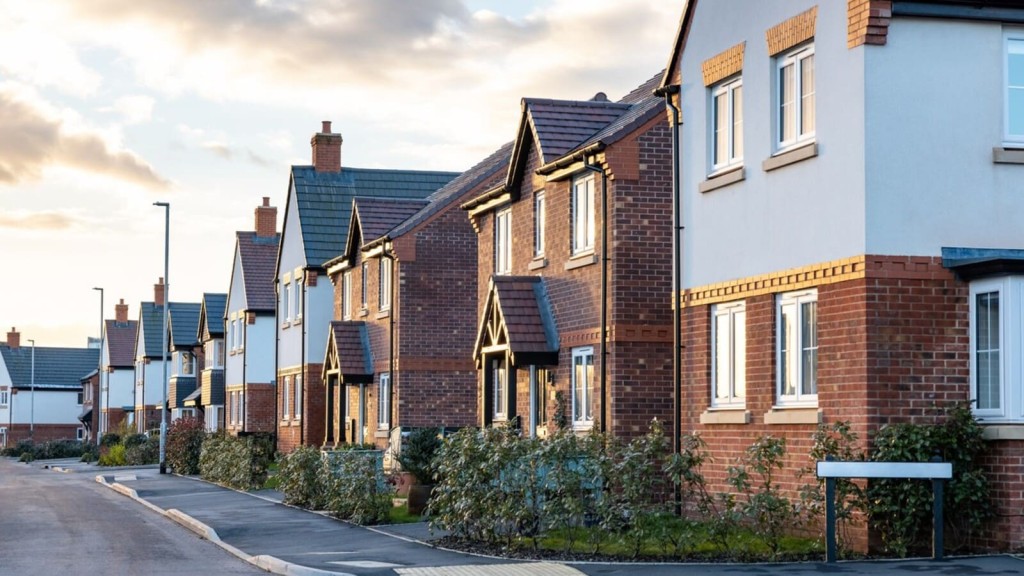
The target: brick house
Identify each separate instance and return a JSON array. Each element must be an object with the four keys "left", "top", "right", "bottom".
[
  {"left": 166, "top": 301, "right": 203, "bottom": 422},
  {"left": 0, "top": 327, "right": 98, "bottom": 444},
  {"left": 274, "top": 121, "right": 457, "bottom": 453},
  {"left": 193, "top": 292, "right": 226, "bottom": 431},
  {"left": 462, "top": 75, "right": 675, "bottom": 438},
  {"left": 78, "top": 369, "right": 99, "bottom": 443},
  {"left": 99, "top": 299, "right": 138, "bottom": 436},
  {"left": 662, "top": 0, "right": 1024, "bottom": 550},
  {"left": 322, "top": 143, "right": 511, "bottom": 450},
  {"left": 225, "top": 198, "right": 279, "bottom": 436}
]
